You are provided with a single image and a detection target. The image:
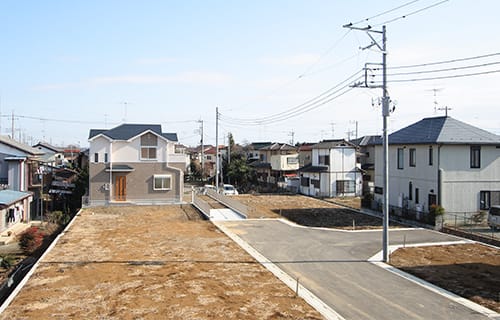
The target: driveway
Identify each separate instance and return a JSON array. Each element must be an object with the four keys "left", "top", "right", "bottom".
[{"left": 219, "top": 220, "right": 494, "bottom": 320}]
